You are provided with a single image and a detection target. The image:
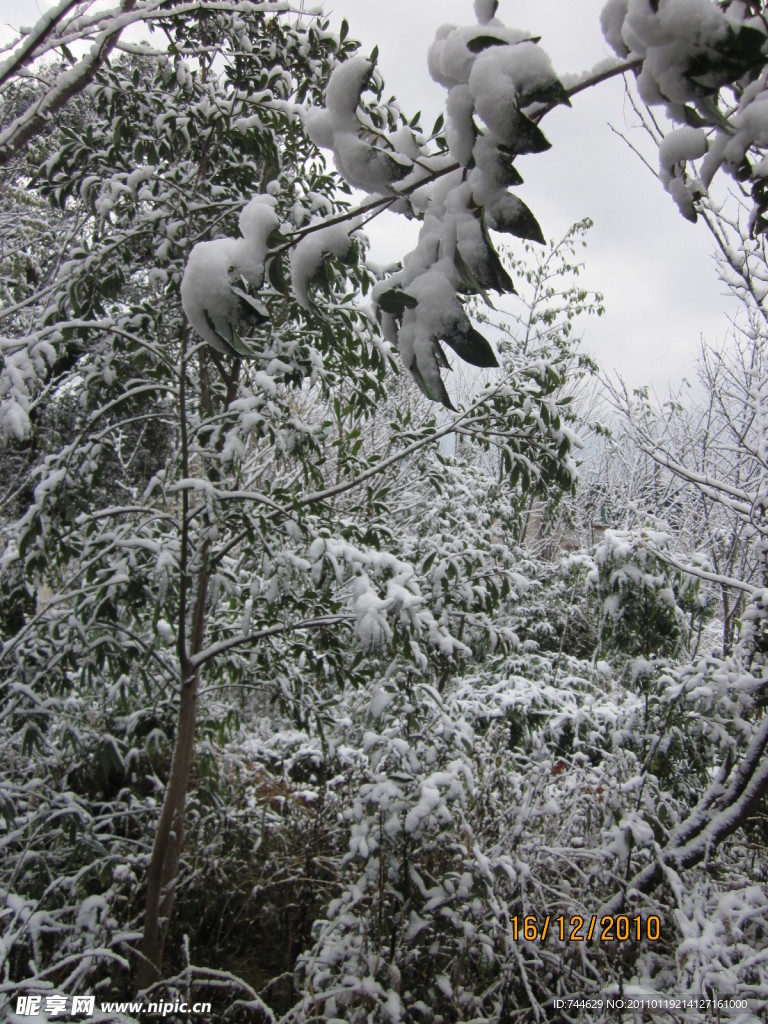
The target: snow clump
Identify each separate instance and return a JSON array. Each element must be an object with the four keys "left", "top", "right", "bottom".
[{"left": 180, "top": 194, "right": 279, "bottom": 354}]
